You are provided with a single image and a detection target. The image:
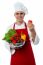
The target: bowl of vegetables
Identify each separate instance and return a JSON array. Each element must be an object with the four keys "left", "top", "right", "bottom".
[{"left": 3, "top": 29, "right": 26, "bottom": 49}]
